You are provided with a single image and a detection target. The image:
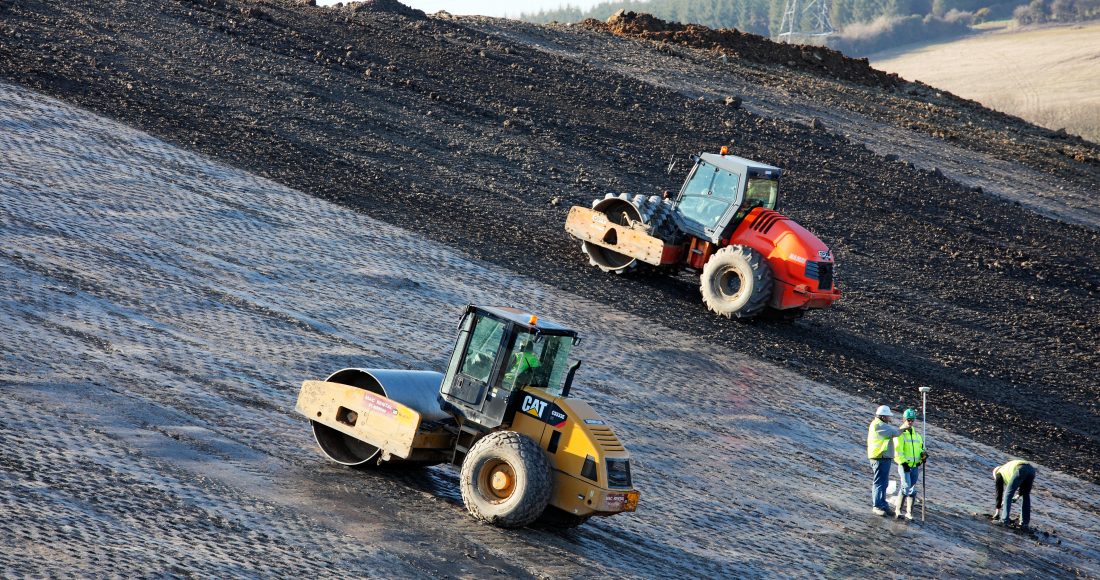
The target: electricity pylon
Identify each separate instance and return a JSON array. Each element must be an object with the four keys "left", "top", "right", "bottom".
[{"left": 777, "top": 0, "right": 835, "bottom": 43}]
